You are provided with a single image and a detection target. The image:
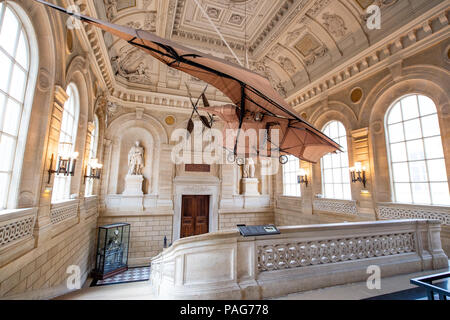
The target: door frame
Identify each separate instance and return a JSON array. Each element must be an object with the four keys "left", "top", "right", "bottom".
[{"left": 173, "top": 176, "right": 220, "bottom": 242}]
